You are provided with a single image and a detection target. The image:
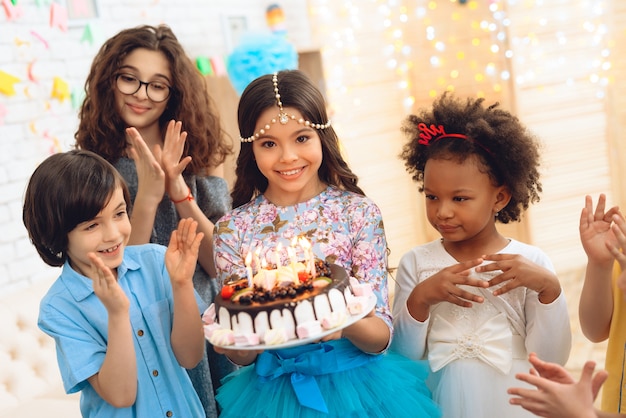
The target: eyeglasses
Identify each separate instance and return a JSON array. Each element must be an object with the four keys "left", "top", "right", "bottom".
[{"left": 115, "top": 73, "right": 171, "bottom": 103}]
